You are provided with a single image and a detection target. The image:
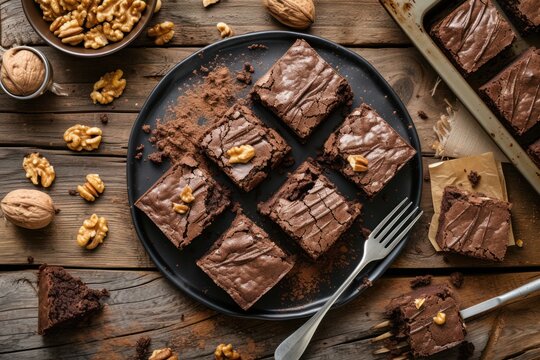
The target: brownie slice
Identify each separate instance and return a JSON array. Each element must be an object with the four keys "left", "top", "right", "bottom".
[
  {"left": 251, "top": 39, "right": 353, "bottom": 140},
  {"left": 436, "top": 186, "right": 512, "bottom": 261},
  {"left": 135, "top": 156, "right": 230, "bottom": 249},
  {"left": 200, "top": 103, "right": 291, "bottom": 191},
  {"left": 500, "top": 0, "right": 540, "bottom": 34},
  {"left": 258, "top": 160, "right": 362, "bottom": 260},
  {"left": 38, "top": 265, "right": 109, "bottom": 335},
  {"left": 430, "top": 0, "right": 516, "bottom": 75},
  {"left": 197, "top": 214, "right": 295, "bottom": 310},
  {"left": 479, "top": 47, "right": 540, "bottom": 136},
  {"left": 323, "top": 103, "right": 416, "bottom": 198},
  {"left": 528, "top": 138, "right": 540, "bottom": 168},
  {"left": 385, "top": 284, "right": 466, "bottom": 358}
]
